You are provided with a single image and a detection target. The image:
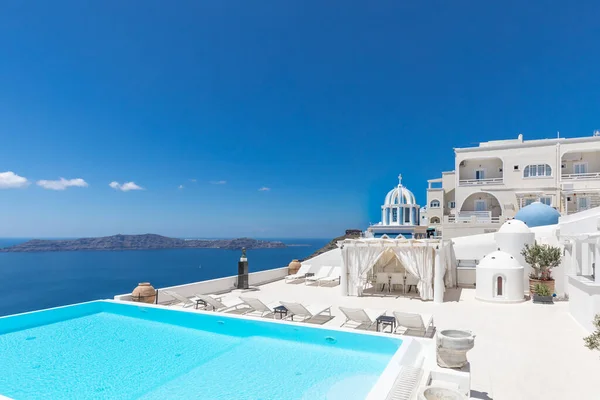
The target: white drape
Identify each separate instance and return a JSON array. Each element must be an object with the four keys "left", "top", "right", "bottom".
[
  {"left": 342, "top": 243, "right": 384, "bottom": 296},
  {"left": 442, "top": 241, "right": 458, "bottom": 288},
  {"left": 391, "top": 245, "right": 435, "bottom": 300}
]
